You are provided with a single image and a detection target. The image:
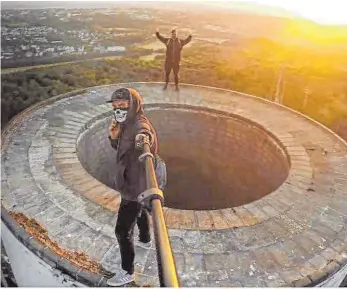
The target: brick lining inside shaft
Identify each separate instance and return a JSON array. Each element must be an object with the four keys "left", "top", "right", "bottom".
[{"left": 77, "top": 107, "right": 290, "bottom": 210}]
